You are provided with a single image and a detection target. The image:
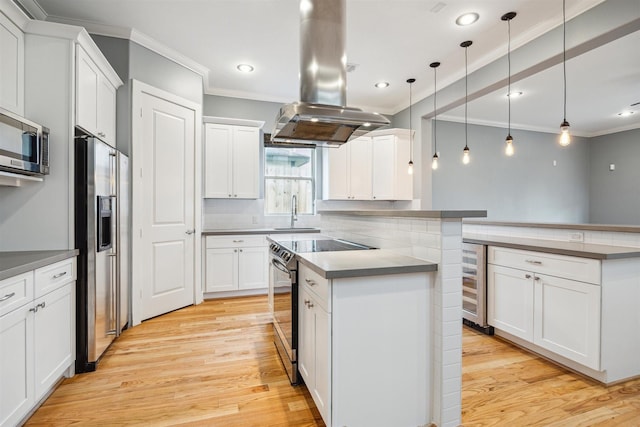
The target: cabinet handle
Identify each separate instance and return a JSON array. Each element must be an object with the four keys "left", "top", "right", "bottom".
[
  {"left": 304, "top": 299, "right": 310, "bottom": 306},
  {"left": 305, "top": 278, "right": 316, "bottom": 286},
  {"left": 185, "top": 229, "right": 196, "bottom": 235},
  {"left": 98, "top": 132, "right": 106, "bottom": 137},
  {"left": 307, "top": 301, "right": 314, "bottom": 308},
  {"left": 525, "top": 274, "right": 532, "bottom": 279},
  {"left": 233, "top": 240, "right": 244, "bottom": 243},
  {"left": 0, "top": 292, "right": 15, "bottom": 302},
  {"left": 37, "top": 302, "right": 46, "bottom": 310},
  {"left": 525, "top": 259, "right": 542, "bottom": 265},
  {"left": 534, "top": 276, "right": 541, "bottom": 281},
  {"left": 52, "top": 271, "right": 67, "bottom": 279},
  {"left": 29, "top": 306, "right": 38, "bottom": 313}
]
